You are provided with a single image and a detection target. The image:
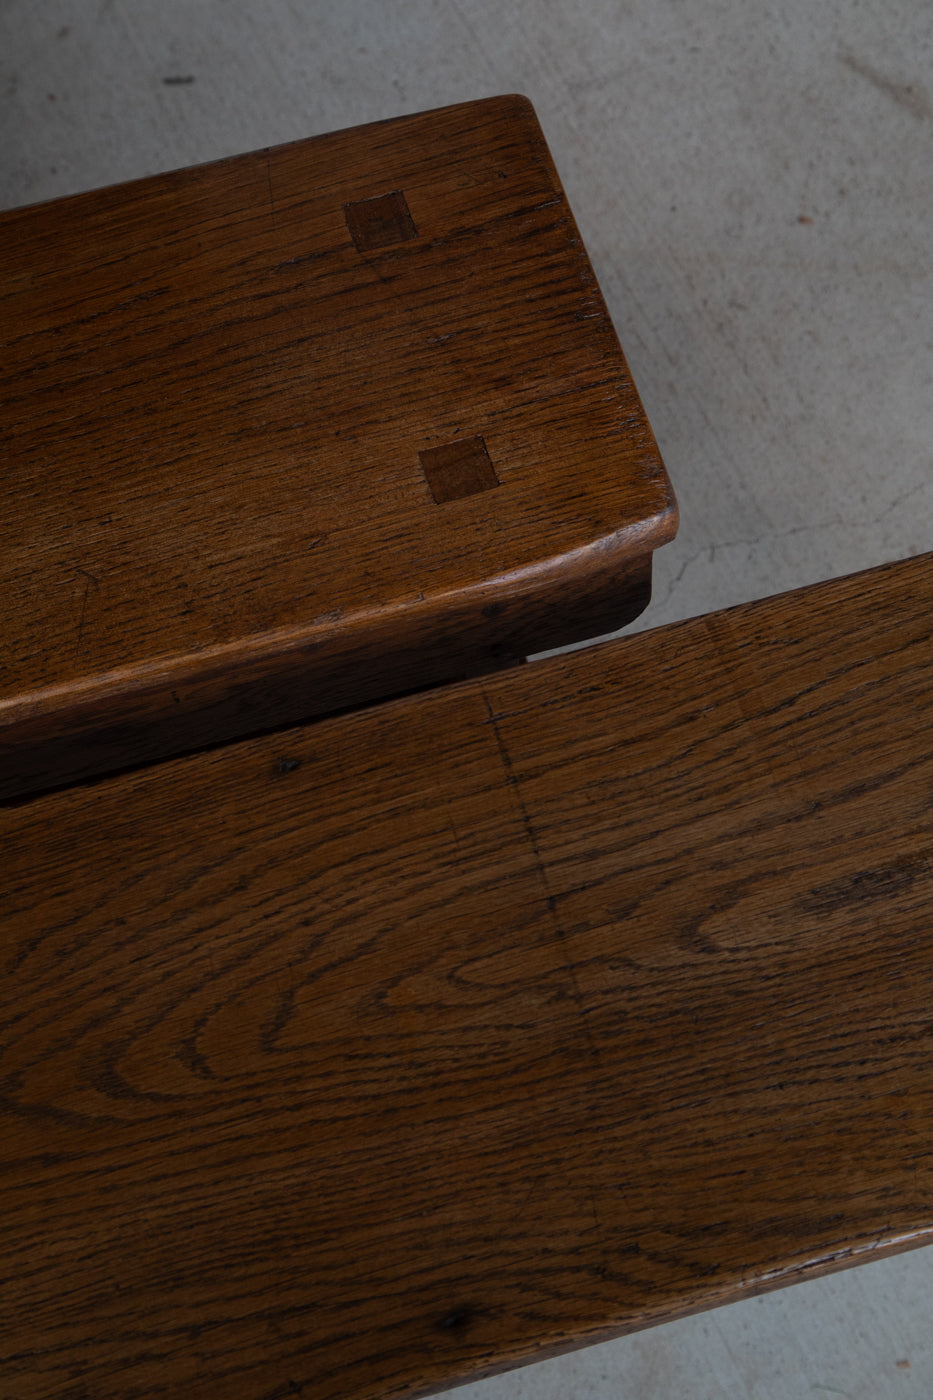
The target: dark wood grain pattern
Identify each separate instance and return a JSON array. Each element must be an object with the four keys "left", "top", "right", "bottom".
[
  {"left": 0, "top": 95, "right": 675, "bottom": 799},
  {"left": 4, "top": 550, "right": 932, "bottom": 1399}
]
